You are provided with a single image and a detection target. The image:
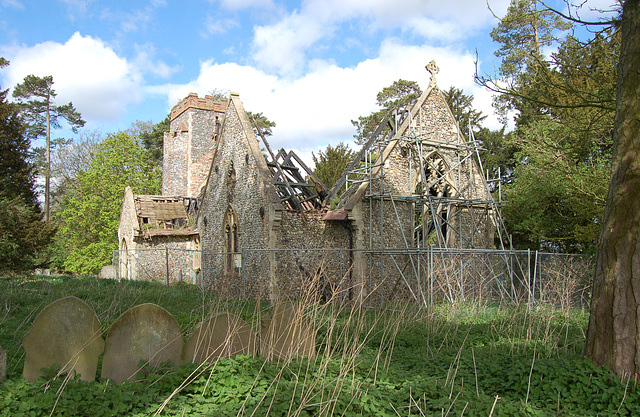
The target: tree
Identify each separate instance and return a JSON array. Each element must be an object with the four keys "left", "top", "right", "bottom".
[
  {"left": 247, "top": 111, "right": 276, "bottom": 137},
  {"left": 478, "top": 0, "right": 618, "bottom": 251},
  {"left": 487, "top": 0, "right": 572, "bottom": 124},
  {"left": 502, "top": 119, "right": 608, "bottom": 252},
  {"left": 475, "top": 127, "right": 519, "bottom": 186},
  {"left": 138, "top": 115, "right": 170, "bottom": 166},
  {"left": 12, "top": 75, "right": 85, "bottom": 222},
  {"left": 351, "top": 79, "right": 422, "bottom": 144},
  {"left": 0, "top": 64, "right": 54, "bottom": 273},
  {"left": 584, "top": 0, "right": 640, "bottom": 379},
  {"left": 55, "top": 133, "right": 161, "bottom": 274},
  {"left": 49, "top": 129, "right": 103, "bottom": 210},
  {"left": 442, "top": 86, "right": 487, "bottom": 133},
  {"left": 313, "top": 142, "right": 357, "bottom": 189}
]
